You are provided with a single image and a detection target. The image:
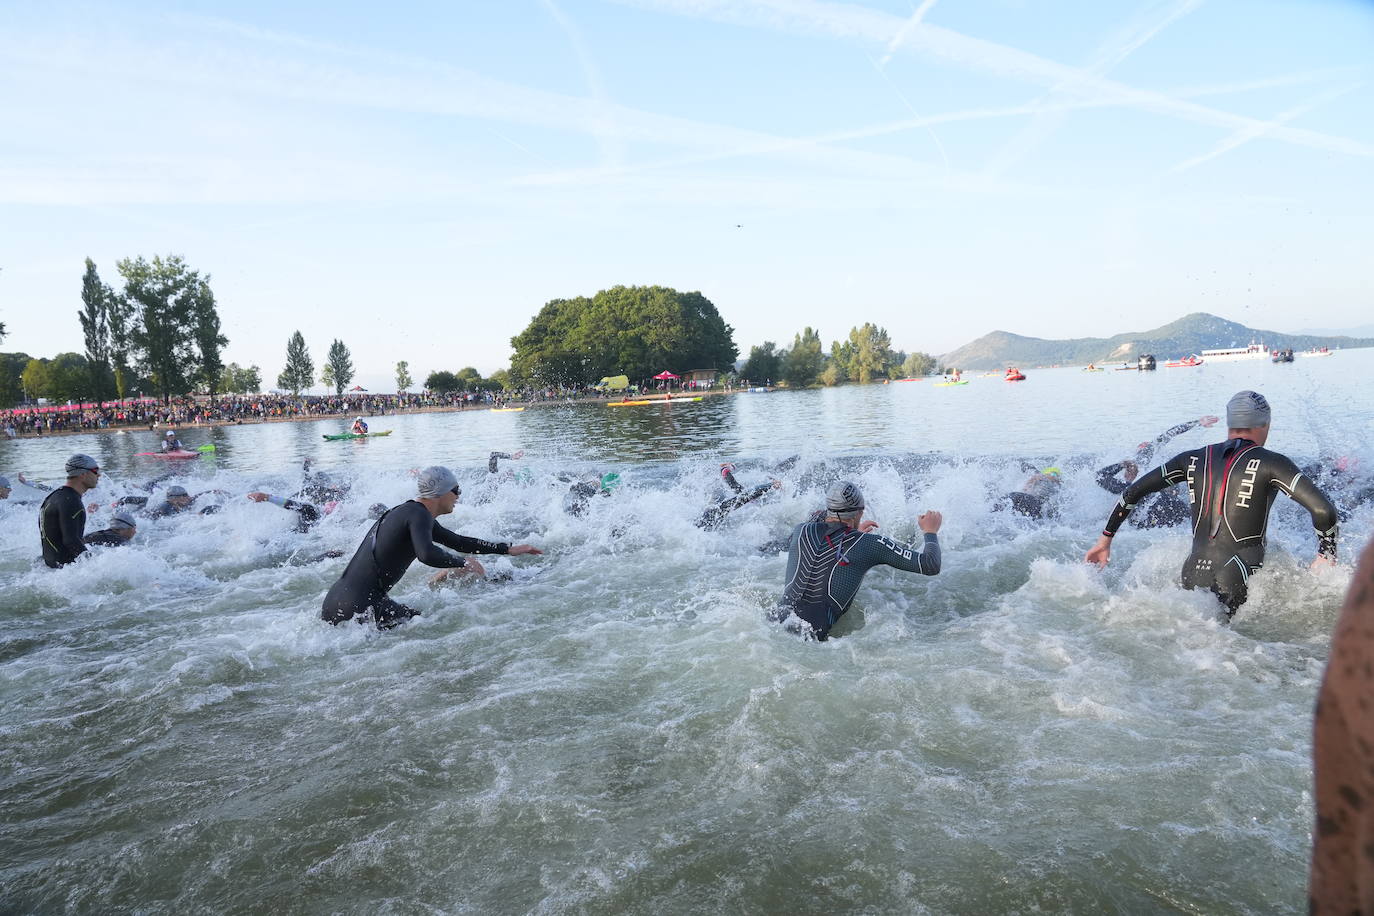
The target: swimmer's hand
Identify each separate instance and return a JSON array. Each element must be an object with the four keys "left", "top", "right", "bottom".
[
  {"left": 1199, "top": 415, "right": 1220, "bottom": 428},
  {"left": 1311, "top": 555, "right": 1336, "bottom": 572},
  {"left": 858, "top": 519, "right": 879, "bottom": 533},
  {"left": 428, "top": 564, "right": 484, "bottom": 587},
  {"left": 512, "top": 450, "right": 525, "bottom": 460},
  {"left": 770, "top": 479, "right": 782, "bottom": 490},
  {"left": 917, "top": 510, "right": 942, "bottom": 534},
  {"left": 1085, "top": 535, "right": 1112, "bottom": 567},
  {"left": 509, "top": 544, "right": 543, "bottom": 556},
  {"left": 246, "top": 492, "right": 270, "bottom": 502}
]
